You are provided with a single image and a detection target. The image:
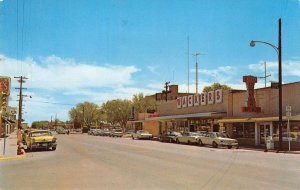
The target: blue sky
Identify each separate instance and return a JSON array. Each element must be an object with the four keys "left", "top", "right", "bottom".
[{"left": 0, "top": 0, "right": 300, "bottom": 124}]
